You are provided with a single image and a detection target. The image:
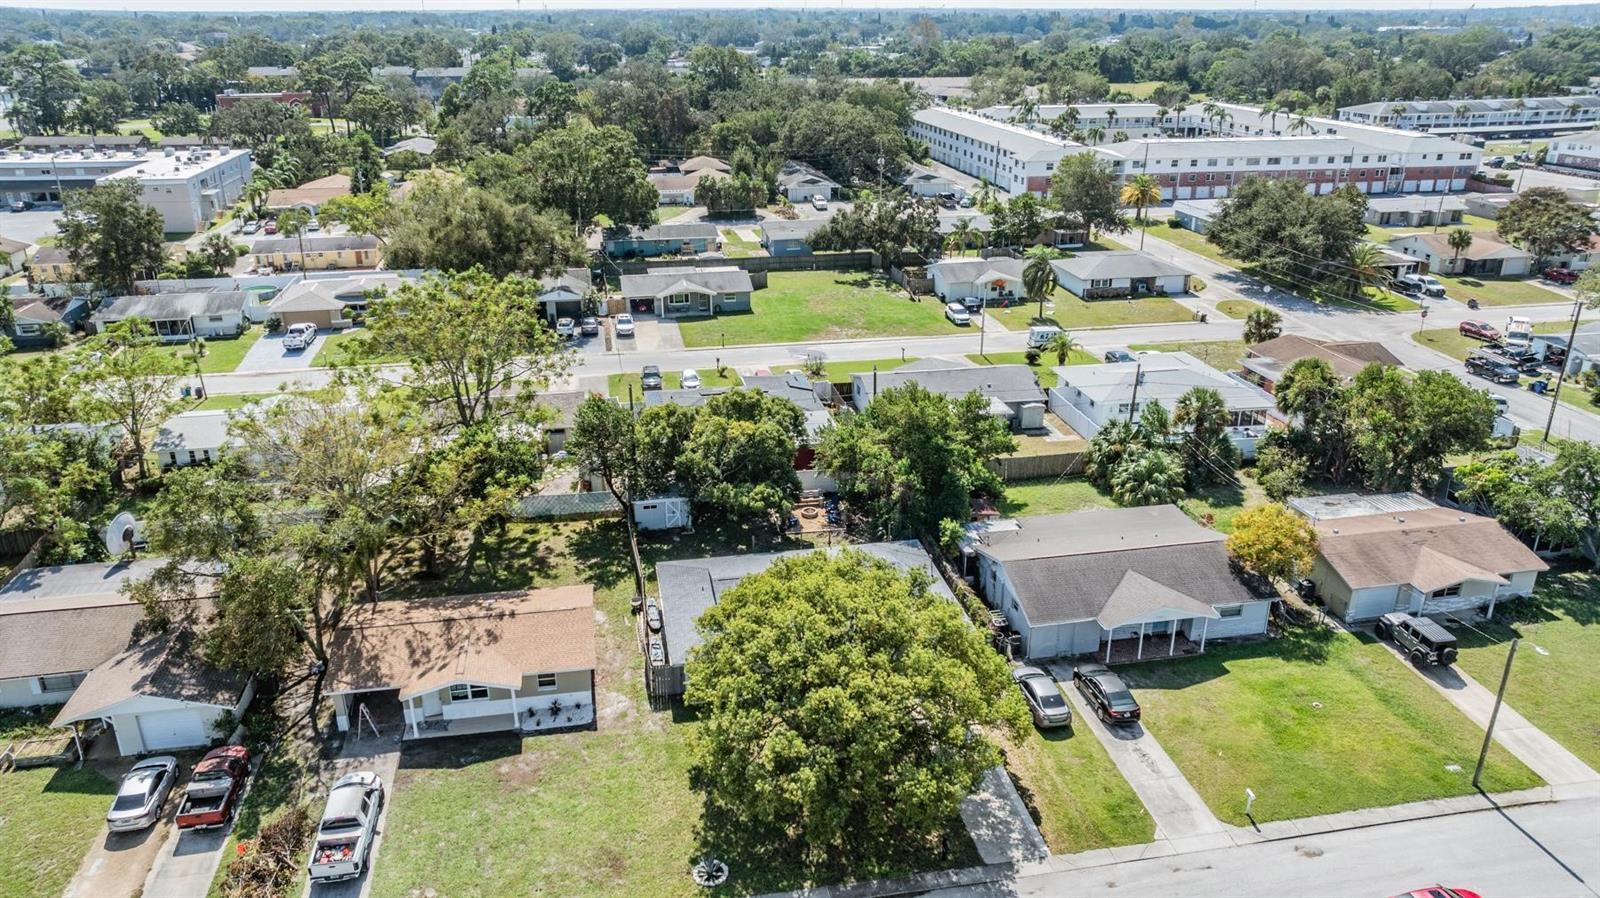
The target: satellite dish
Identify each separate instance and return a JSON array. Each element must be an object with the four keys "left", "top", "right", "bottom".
[{"left": 104, "top": 512, "right": 140, "bottom": 558}]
